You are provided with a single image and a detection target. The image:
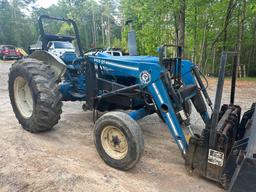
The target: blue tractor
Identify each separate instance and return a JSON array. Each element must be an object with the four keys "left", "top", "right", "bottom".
[{"left": 8, "top": 15, "right": 256, "bottom": 191}]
